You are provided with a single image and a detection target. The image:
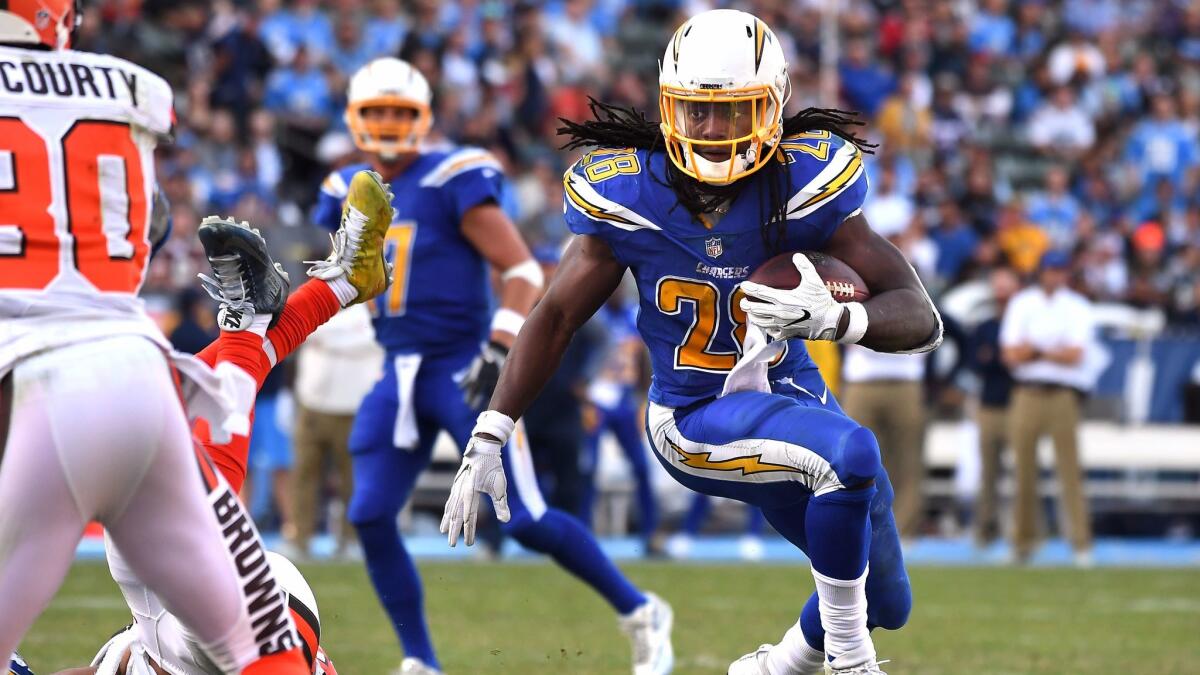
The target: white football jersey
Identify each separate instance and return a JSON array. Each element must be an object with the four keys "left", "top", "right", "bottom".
[{"left": 0, "top": 45, "right": 173, "bottom": 373}]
